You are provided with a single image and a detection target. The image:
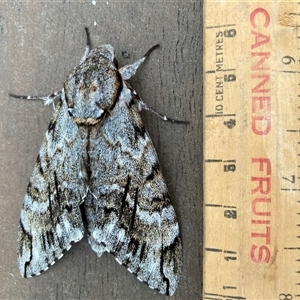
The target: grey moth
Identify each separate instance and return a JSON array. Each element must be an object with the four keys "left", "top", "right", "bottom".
[{"left": 10, "top": 28, "right": 183, "bottom": 296}]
